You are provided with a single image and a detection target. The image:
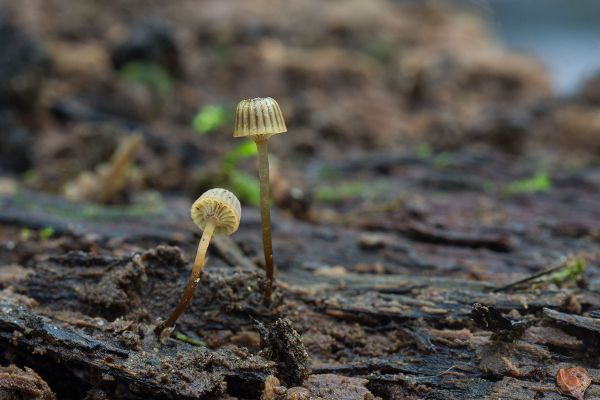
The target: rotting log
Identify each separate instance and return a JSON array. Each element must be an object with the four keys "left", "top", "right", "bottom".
[
  {"left": 1, "top": 187, "right": 600, "bottom": 399},
  {"left": 0, "top": 299, "right": 273, "bottom": 399}
]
